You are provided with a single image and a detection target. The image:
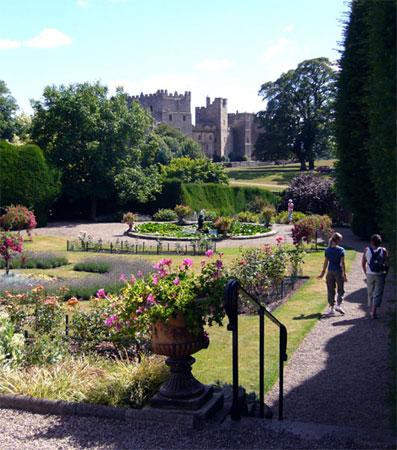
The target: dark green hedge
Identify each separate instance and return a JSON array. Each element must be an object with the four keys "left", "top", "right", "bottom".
[
  {"left": 0, "top": 141, "right": 61, "bottom": 225},
  {"left": 151, "top": 180, "right": 279, "bottom": 215}
]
